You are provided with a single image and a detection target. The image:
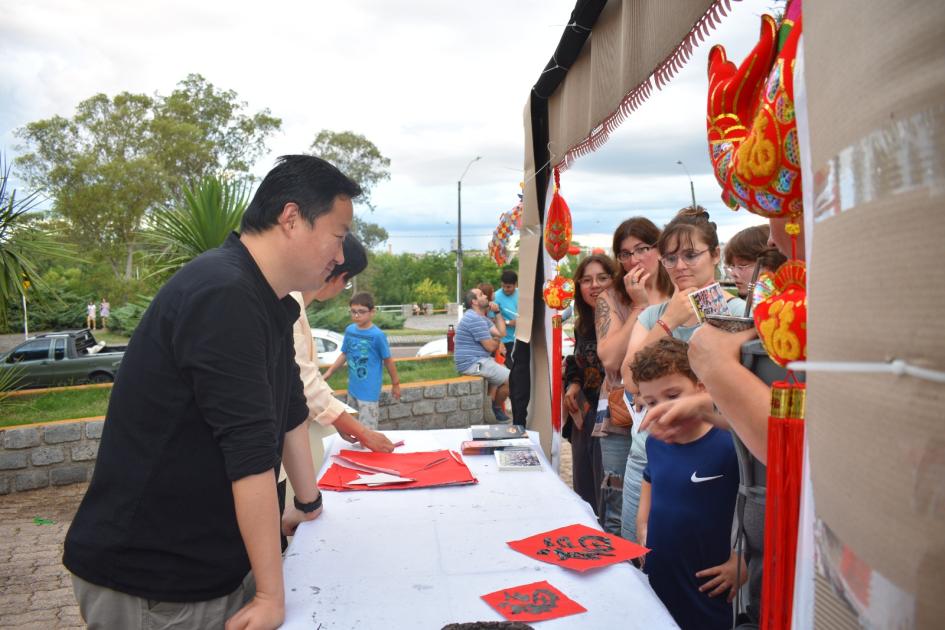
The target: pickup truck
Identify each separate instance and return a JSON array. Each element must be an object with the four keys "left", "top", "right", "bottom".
[{"left": 0, "top": 329, "right": 126, "bottom": 389}]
